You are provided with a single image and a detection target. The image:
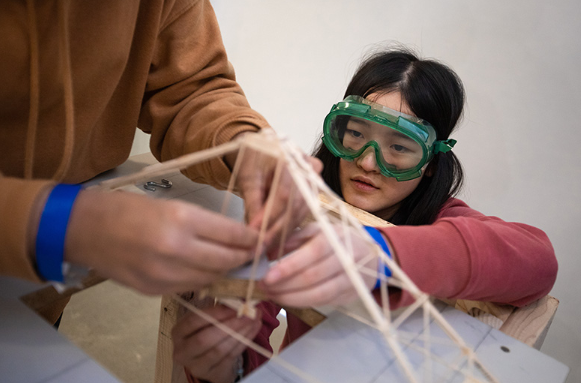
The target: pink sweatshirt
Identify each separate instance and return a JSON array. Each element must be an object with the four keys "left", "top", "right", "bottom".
[{"left": 238, "top": 197, "right": 558, "bottom": 377}]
